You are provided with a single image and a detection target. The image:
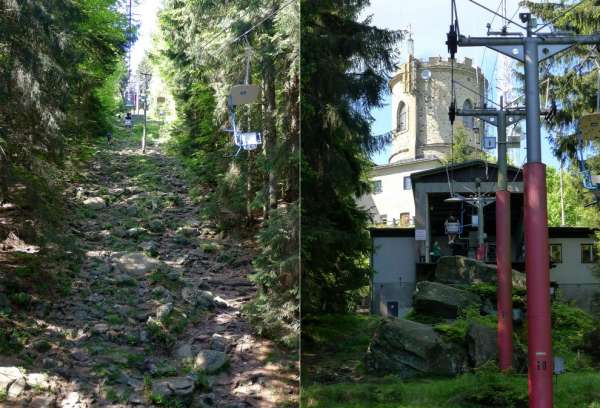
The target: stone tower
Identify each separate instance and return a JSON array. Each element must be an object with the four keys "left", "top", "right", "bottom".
[{"left": 388, "top": 56, "right": 487, "bottom": 163}]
